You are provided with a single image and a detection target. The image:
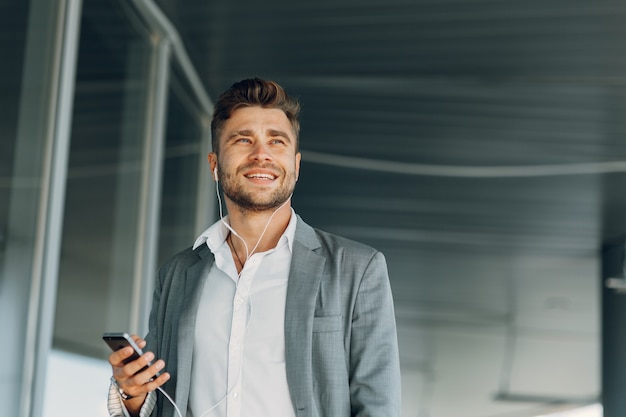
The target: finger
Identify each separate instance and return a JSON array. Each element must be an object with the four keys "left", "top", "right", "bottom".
[
  {"left": 108, "top": 346, "right": 137, "bottom": 367},
  {"left": 122, "top": 351, "right": 156, "bottom": 377},
  {"left": 125, "top": 372, "right": 171, "bottom": 397},
  {"left": 115, "top": 357, "right": 162, "bottom": 390},
  {"left": 130, "top": 334, "right": 147, "bottom": 349},
  {"left": 142, "top": 371, "right": 171, "bottom": 392},
  {"left": 134, "top": 359, "right": 166, "bottom": 384},
  {"left": 120, "top": 365, "right": 169, "bottom": 397}
]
